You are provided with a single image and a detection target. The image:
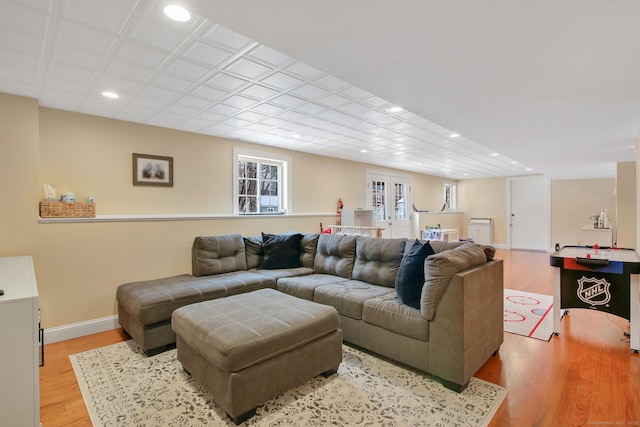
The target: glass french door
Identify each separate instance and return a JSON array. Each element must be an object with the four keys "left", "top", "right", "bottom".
[{"left": 366, "top": 172, "right": 412, "bottom": 238}]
